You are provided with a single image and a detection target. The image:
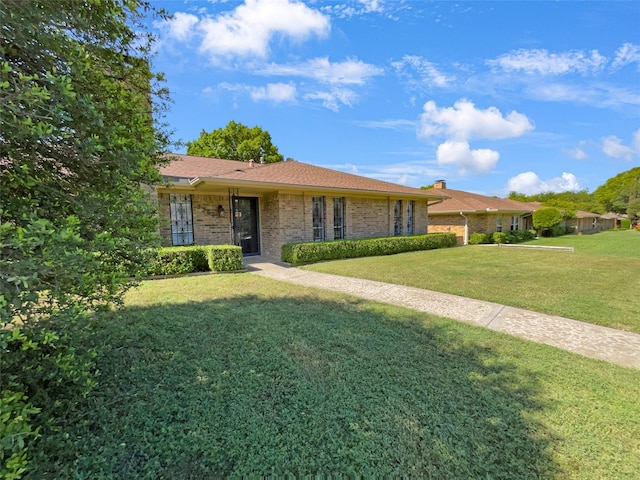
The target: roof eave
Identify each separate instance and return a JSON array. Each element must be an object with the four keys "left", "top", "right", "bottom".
[{"left": 161, "top": 175, "right": 448, "bottom": 200}]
